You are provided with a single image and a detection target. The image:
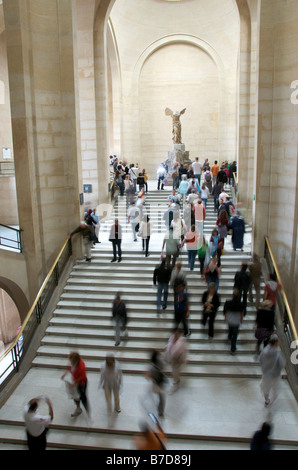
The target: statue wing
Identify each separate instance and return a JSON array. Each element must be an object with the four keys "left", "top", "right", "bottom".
[
  {"left": 165, "top": 108, "right": 173, "bottom": 117},
  {"left": 180, "top": 108, "right": 186, "bottom": 115}
]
